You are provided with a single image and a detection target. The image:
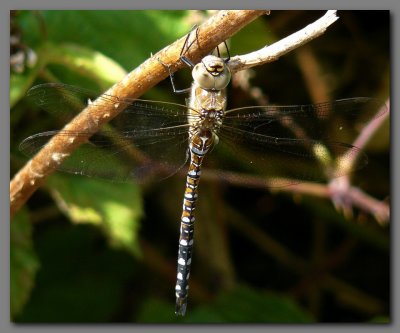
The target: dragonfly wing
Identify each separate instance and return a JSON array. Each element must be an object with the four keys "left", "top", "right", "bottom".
[
  {"left": 211, "top": 98, "right": 385, "bottom": 187},
  {"left": 19, "top": 127, "right": 191, "bottom": 183},
  {"left": 214, "top": 127, "right": 366, "bottom": 187},
  {"left": 26, "top": 83, "right": 192, "bottom": 126},
  {"left": 22, "top": 83, "right": 198, "bottom": 182},
  {"left": 223, "top": 98, "right": 387, "bottom": 140}
]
